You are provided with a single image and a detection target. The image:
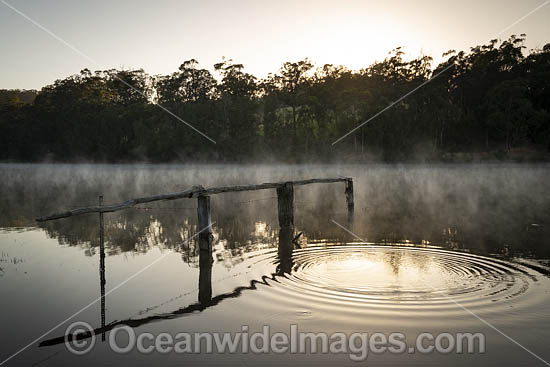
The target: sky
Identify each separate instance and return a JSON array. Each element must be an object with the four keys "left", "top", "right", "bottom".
[{"left": 1, "top": 0, "right": 549, "bottom": 90}]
